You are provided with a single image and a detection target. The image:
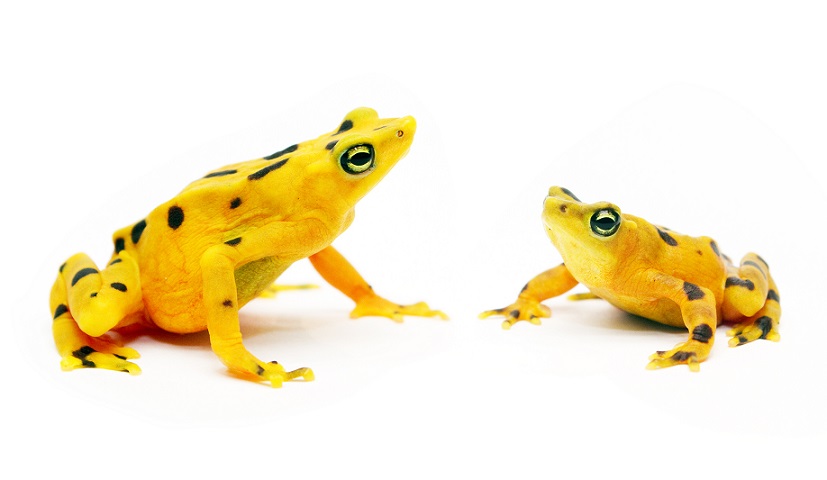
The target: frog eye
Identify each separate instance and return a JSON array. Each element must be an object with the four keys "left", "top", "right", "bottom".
[
  {"left": 590, "top": 208, "right": 621, "bottom": 237},
  {"left": 340, "top": 144, "right": 375, "bottom": 175}
]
